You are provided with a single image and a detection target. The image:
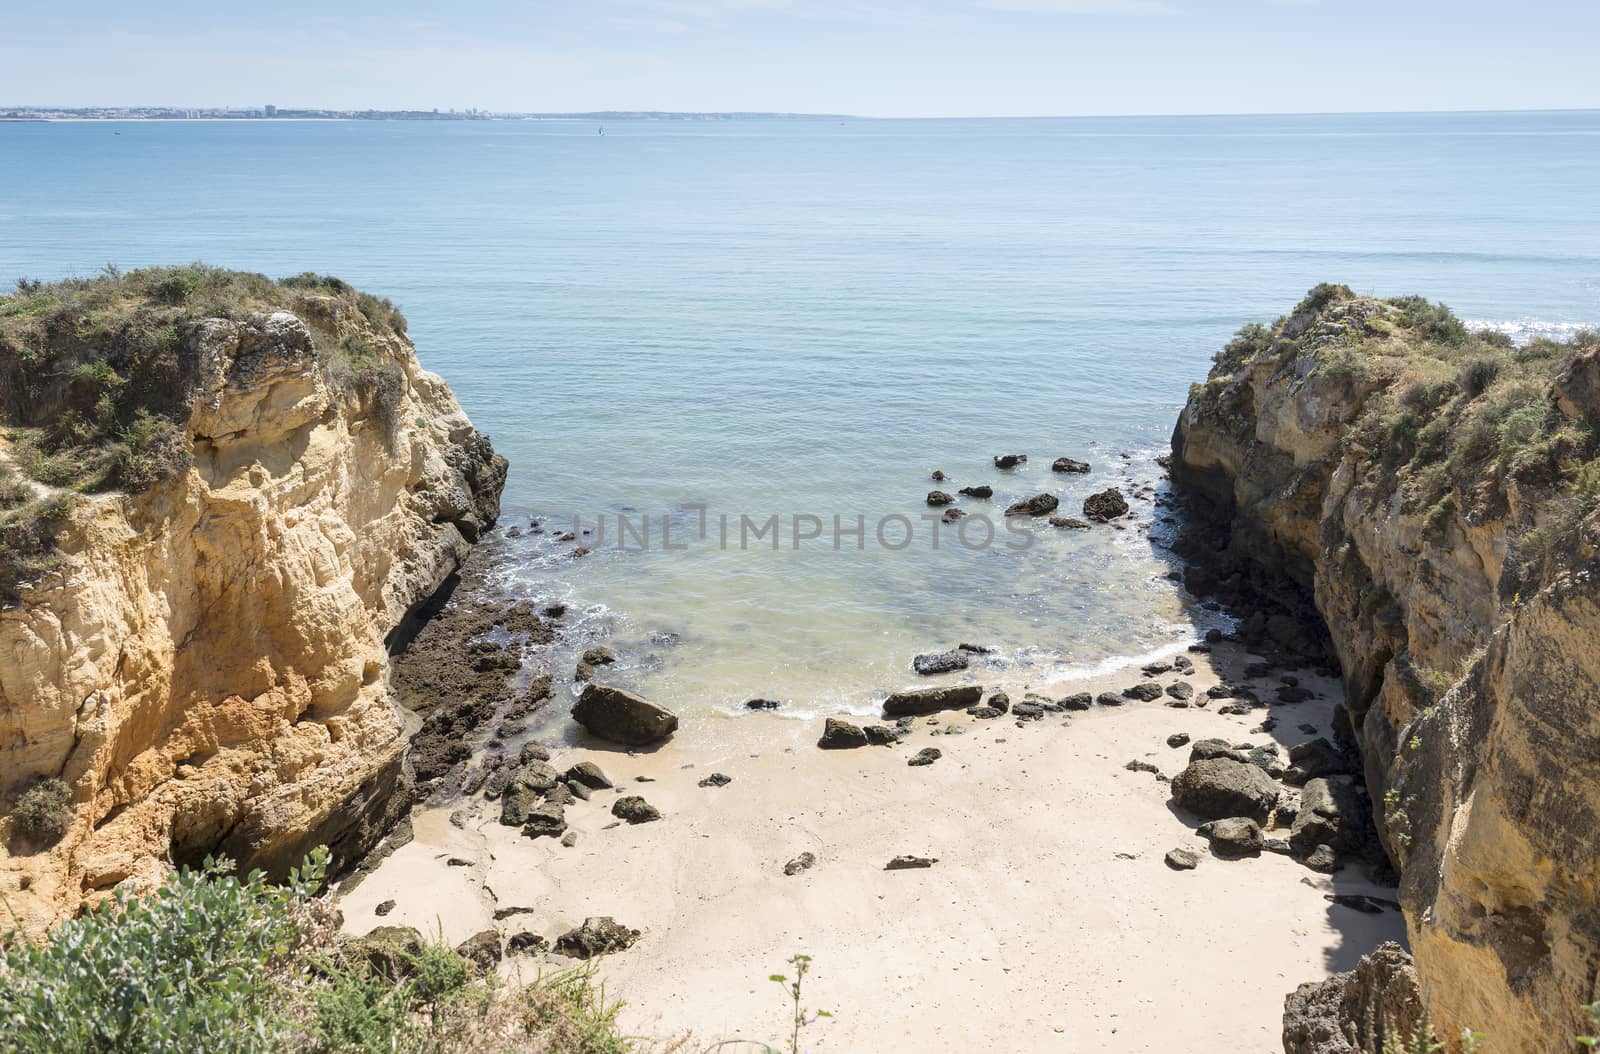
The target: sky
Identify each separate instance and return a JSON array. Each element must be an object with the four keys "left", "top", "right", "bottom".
[{"left": 4, "top": 0, "right": 1597, "bottom": 118}]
